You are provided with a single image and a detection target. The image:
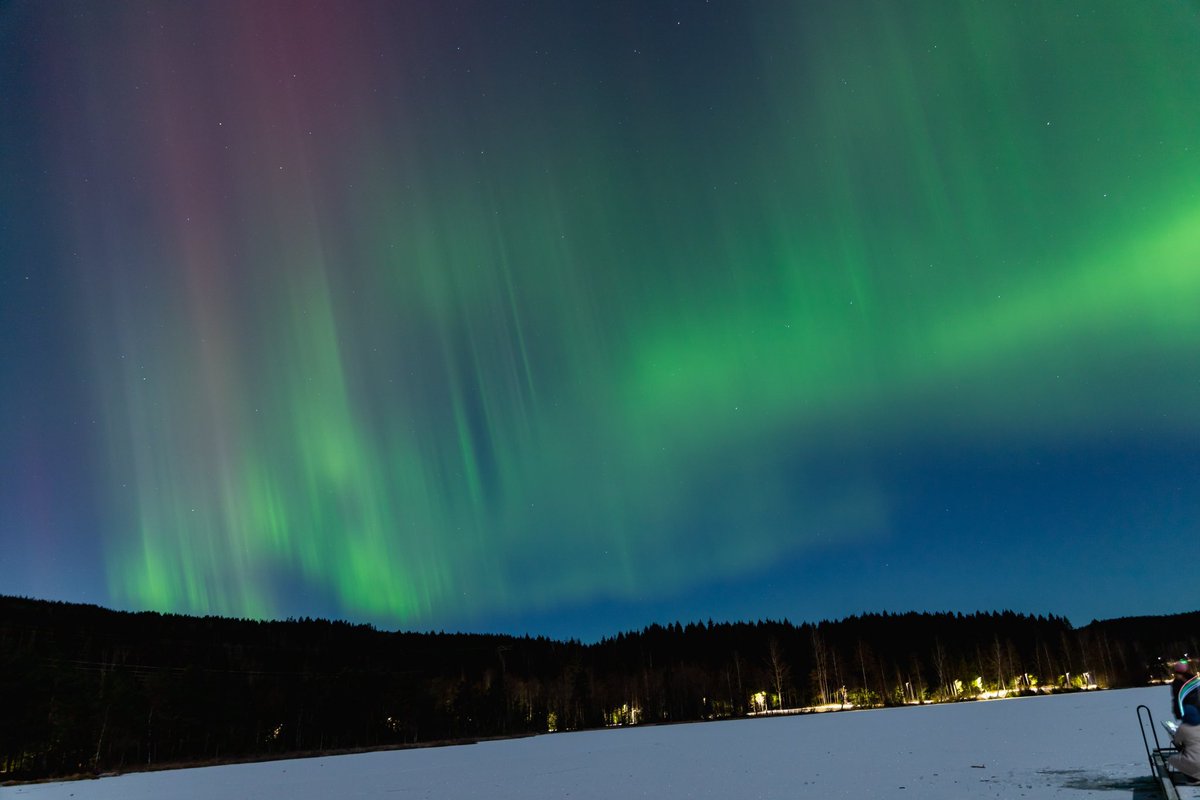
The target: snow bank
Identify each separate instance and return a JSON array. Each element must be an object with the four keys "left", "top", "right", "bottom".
[{"left": 6, "top": 686, "right": 1172, "bottom": 799}]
